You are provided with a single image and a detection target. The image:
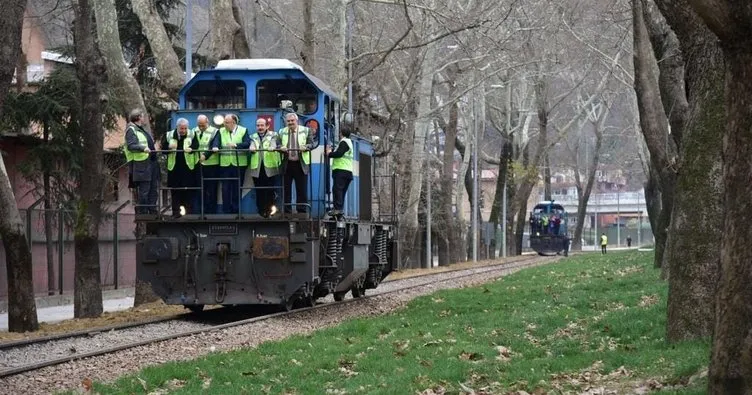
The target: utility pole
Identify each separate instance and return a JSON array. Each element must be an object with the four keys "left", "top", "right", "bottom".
[
  {"left": 502, "top": 82, "right": 511, "bottom": 258},
  {"left": 185, "top": 0, "right": 192, "bottom": 83},
  {"left": 346, "top": 3, "right": 354, "bottom": 119},
  {"left": 617, "top": 189, "right": 621, "bottom": 247},
  {"left": 472, "top": 86, "right": 481, "bottom": 263},
  {"left": 426, "top": 168, "right": 432, "bottom": 268}
]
